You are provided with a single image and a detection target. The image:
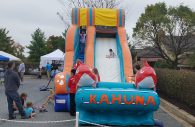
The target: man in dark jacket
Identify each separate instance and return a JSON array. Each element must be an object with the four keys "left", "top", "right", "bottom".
[{"left": 4, "top": 62, "right": 26, "bottom": 120}]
